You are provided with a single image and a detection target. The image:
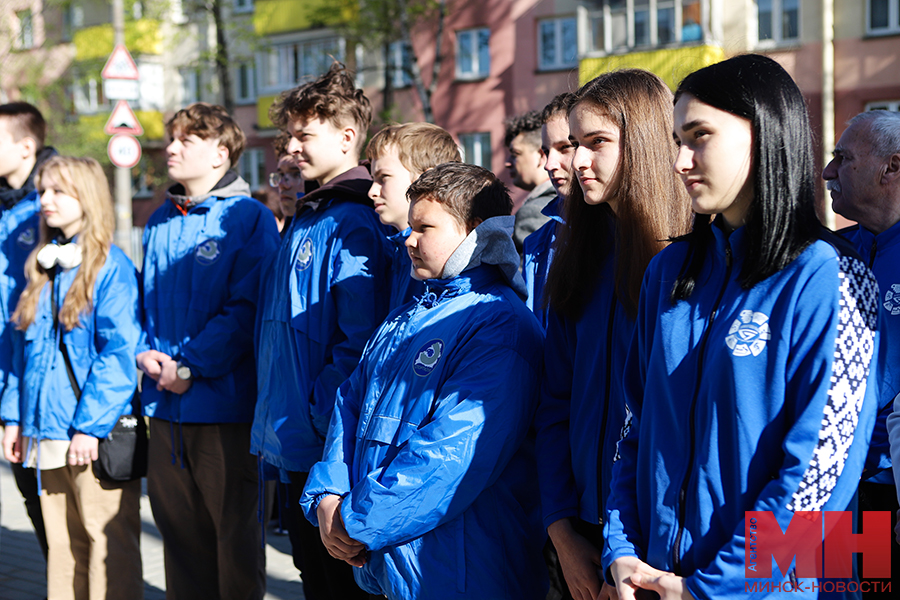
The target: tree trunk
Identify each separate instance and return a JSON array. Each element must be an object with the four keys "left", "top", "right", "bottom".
[
  {"left": 398, "top": 0, "right": 445, "bottom": 124},
  {"left": 210, "top": 0, "right": 234, "bottom": 114}
]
